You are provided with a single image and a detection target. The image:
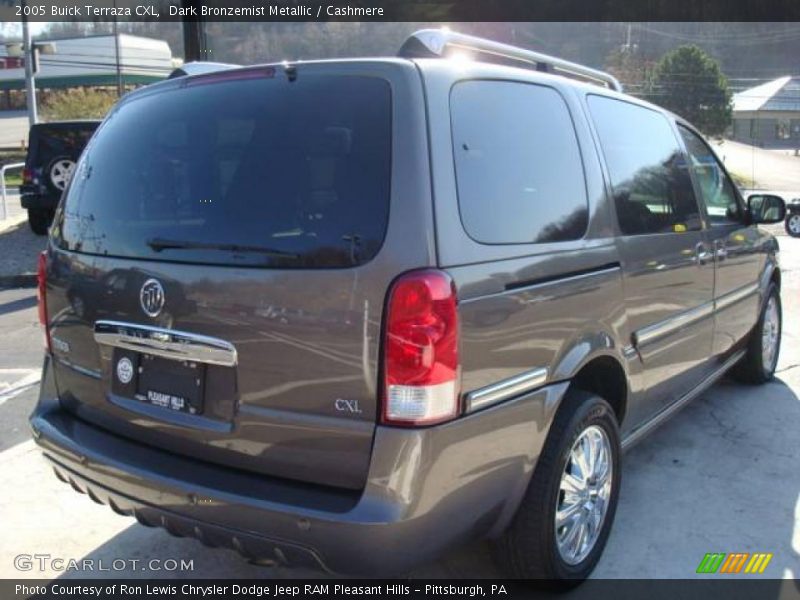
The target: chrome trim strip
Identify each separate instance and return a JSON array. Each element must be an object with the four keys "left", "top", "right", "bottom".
[
  {"left": 621, "top": 349, "right": 745, "bottom": 451},
  {"left": 632, "top": 282, "right": 760, "bottom": 349},
  {"left": 465, "top": 367, "right": 548, "bottom": 413},
  {"left": 715, "top": 282, "right": 759, "bottom": 312},
  {"left": 633, "top": 301, "right": 714, "bottom": 348},
  {"left": 93, "top": 320, "right": 238, "bottom": 367},
  {"left": 55, "top": 356, "right": 102, "bottom": 379}
]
